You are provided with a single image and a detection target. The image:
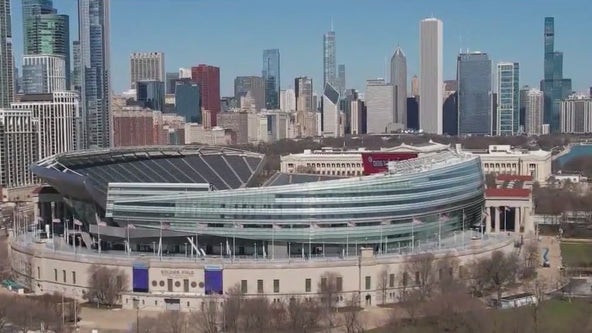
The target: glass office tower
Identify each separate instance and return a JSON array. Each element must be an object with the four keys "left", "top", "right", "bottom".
[
  {"left": 262, "top": 49, "right": 280, "bottom": 109},
  {"left": 457, "top": 52, "right": 492, "bottom": 135},
  {"left": 541, "top": 17, "right": 572, "bottom": 133},
  {"left": 497, "top": 62, "right": 520, "bottom": 136}
]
